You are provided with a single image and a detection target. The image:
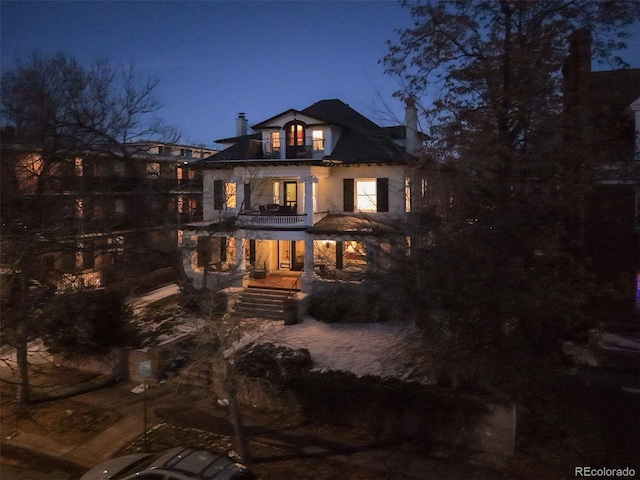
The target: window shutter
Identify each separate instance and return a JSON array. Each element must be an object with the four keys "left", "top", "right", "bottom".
[
  {"left": 244, "top": 183, "right": 251, "bottom": 210},
  {"left": 249, "top": 240, "right": 256, "bottom": 264},
  {"left": 377, "top": 178, "right": 389, "bottom": 212},
  {"left": 213, "top": 179, "right": 224, "bottom": 210},
  {"left": 220, "top": 237, "right": 227, "bottom": 263},
  {"left": 343, "top": 179, "right": 354, "bottom": 212},
  {"left": 335, "top": 241, "right": 344, "bottom": 270}
]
